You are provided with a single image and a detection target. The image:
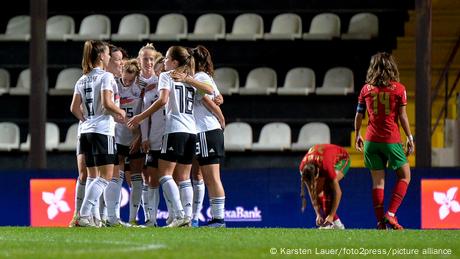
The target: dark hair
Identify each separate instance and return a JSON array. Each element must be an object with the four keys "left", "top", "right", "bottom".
[
  {"left": 300, "top": 164, "right": 319, "bottom": 213},
  {"left": 190, "top": 45, "right": 214, "bottom": 76},
  {"left": 168, "top": 46, "right": 194, "bottom": 74},
  {"left": 109, "top": 43, "right": 128, "bottom": 59},
  {"left": 365, "top": 52, "right": 400, "bottom": 87},
  {"left": 82, "top": 40, "right": 108, "bottom": 74}
]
